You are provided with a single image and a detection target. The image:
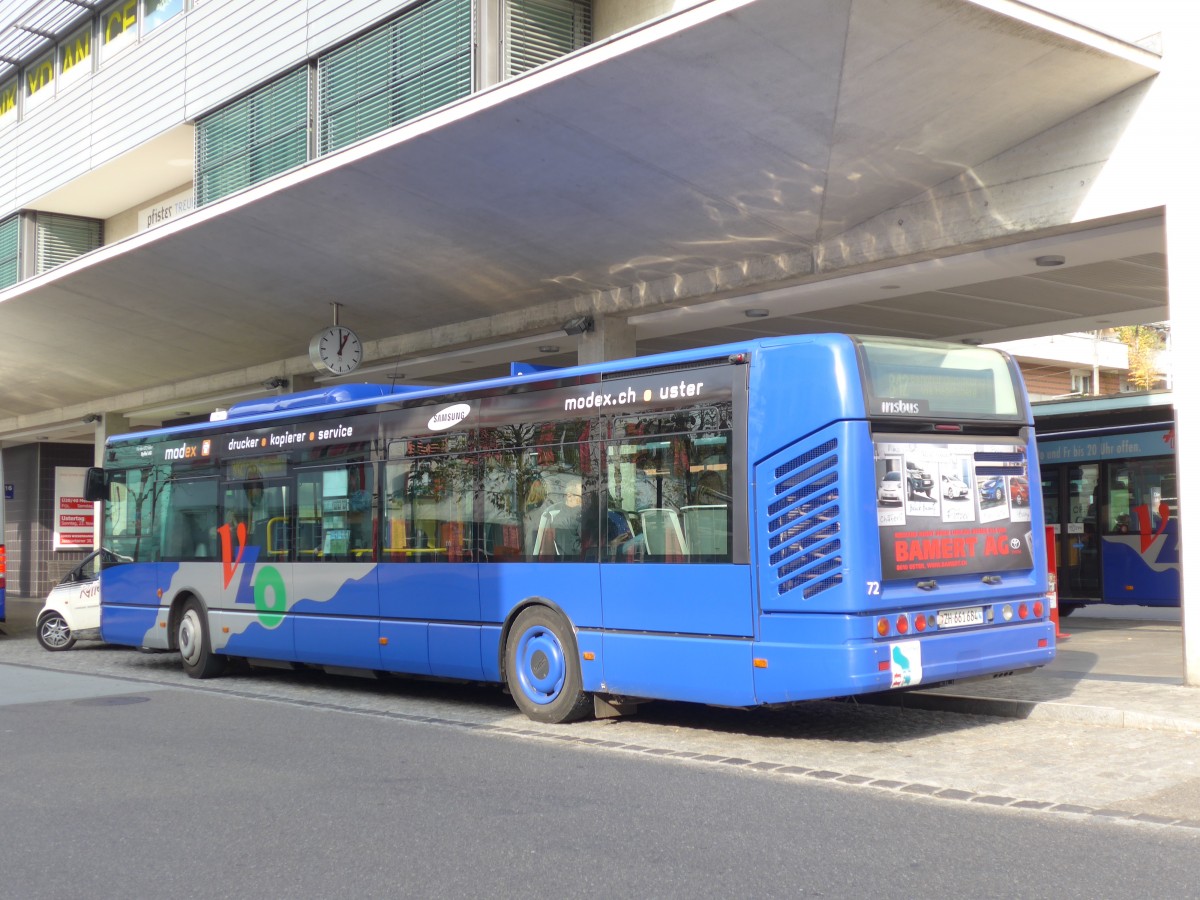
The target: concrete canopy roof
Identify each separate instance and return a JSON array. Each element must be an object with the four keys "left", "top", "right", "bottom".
[{"left": 0, "top": 0, "right": 1163, "bottom": 436}]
